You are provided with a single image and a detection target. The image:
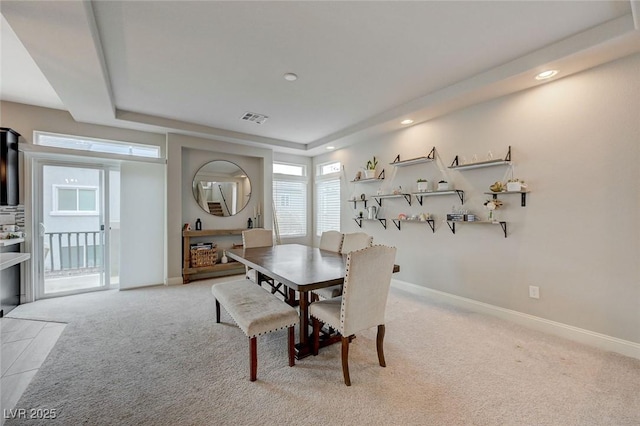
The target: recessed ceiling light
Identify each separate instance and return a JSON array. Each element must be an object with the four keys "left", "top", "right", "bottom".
[
  {"left": 401, "top": 119, "right": 414, "bottom": 125},
  {"left": 535, "top": 70, "right": 558, "bottom": 80},
  {"left": 326, "top": 146, "right": 335, "bottom": 150},
  {"left": 284, "top": 73, "right": 298, "bottom": 81}
]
